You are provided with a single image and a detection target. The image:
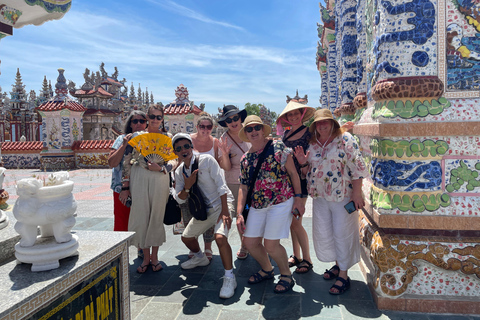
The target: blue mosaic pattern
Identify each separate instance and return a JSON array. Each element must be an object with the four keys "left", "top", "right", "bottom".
[
  {"left": 356, "top": 0, "right": 367, "bottom": 94},
  {"left": 328, "top": 41, "right": 338, "bottom": 113},
  {"left": 372, "top": 0, "right": 437, "bottom": 83},
  {"left": 2, "top": 155, "right": 41, "bottom": 169},
  {"left": 340, "top": 0, "right": 359, "bottom": 104},
  {"left": 61, "top": 116, "right": 71, "bottom": 147},
  {"left": 371, "top": 159, "right": 442, "bottom": 191}
]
